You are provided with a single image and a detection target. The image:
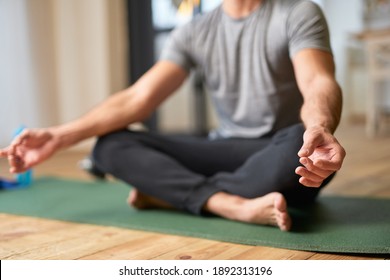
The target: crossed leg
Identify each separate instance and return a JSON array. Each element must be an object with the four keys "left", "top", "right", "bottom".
[{"left": 93, "top": 124, "right": 324, "bottom": 232}]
